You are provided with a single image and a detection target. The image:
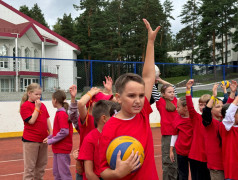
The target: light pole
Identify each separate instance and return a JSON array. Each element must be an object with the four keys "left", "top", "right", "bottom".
[{"left": 56, "top": 65, "right": 60, "bottom": 89}]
